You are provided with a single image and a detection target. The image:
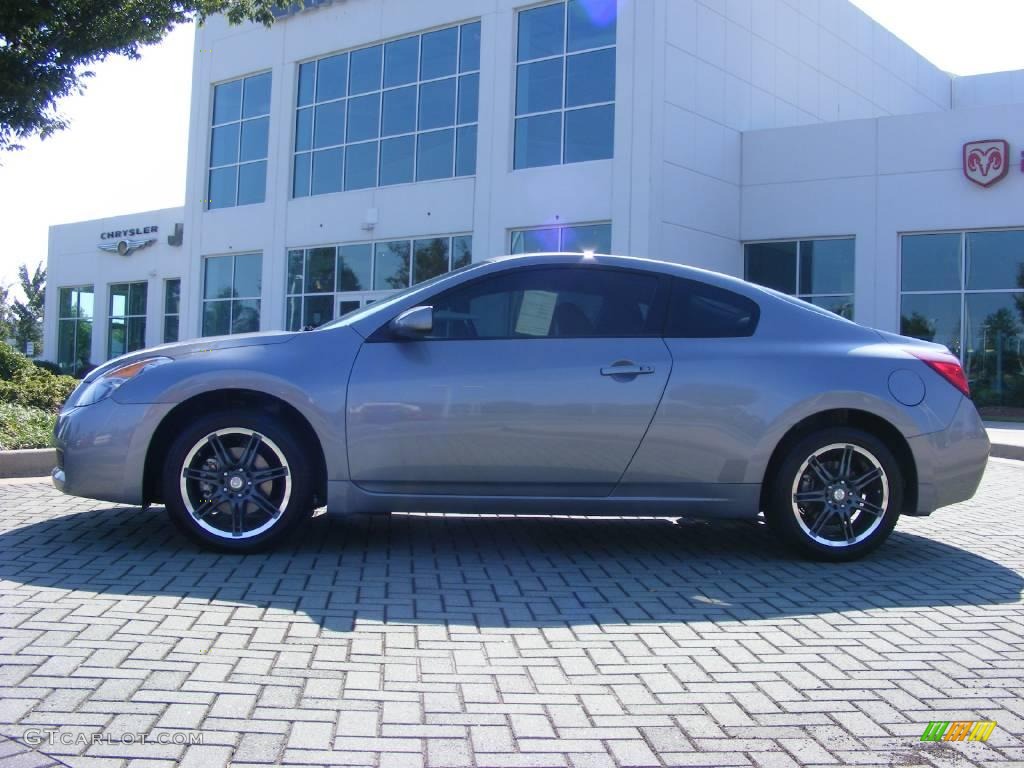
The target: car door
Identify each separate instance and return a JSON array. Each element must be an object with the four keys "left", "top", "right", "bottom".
[{"left": 346, "top": 265, "right": 673, "bottom": 497}]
